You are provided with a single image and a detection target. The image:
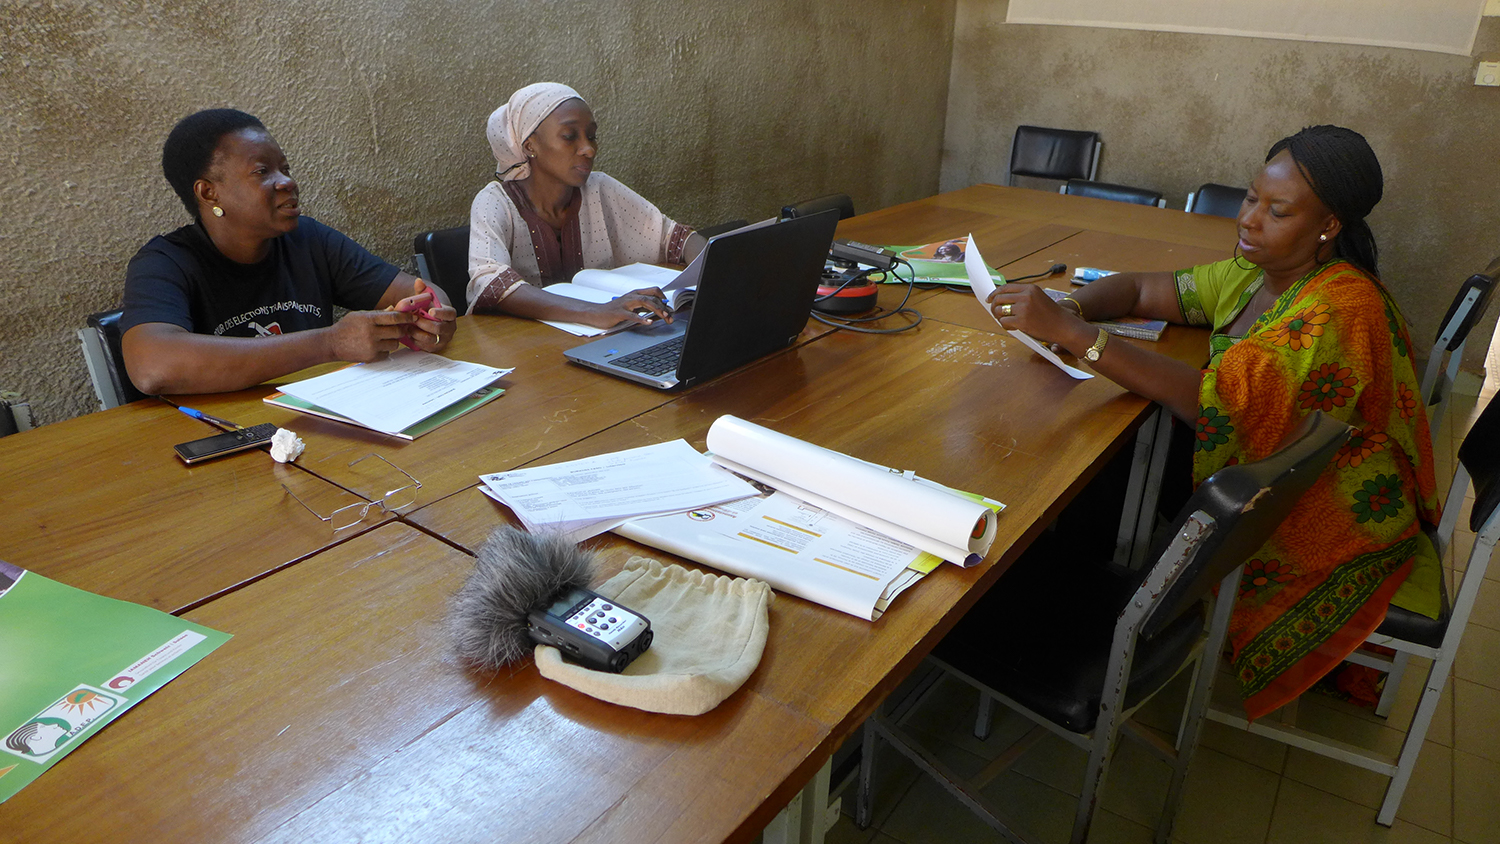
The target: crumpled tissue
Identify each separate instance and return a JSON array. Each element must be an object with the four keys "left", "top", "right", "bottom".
[{"left": 269, "top": 428, "right": 305, "bottom": 463}]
